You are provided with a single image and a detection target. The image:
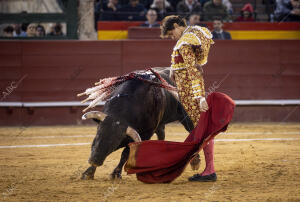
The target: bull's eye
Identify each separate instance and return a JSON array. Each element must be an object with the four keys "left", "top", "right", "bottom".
[{"left": 116, "top": 121, "right": 120, "bottom": 125}]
